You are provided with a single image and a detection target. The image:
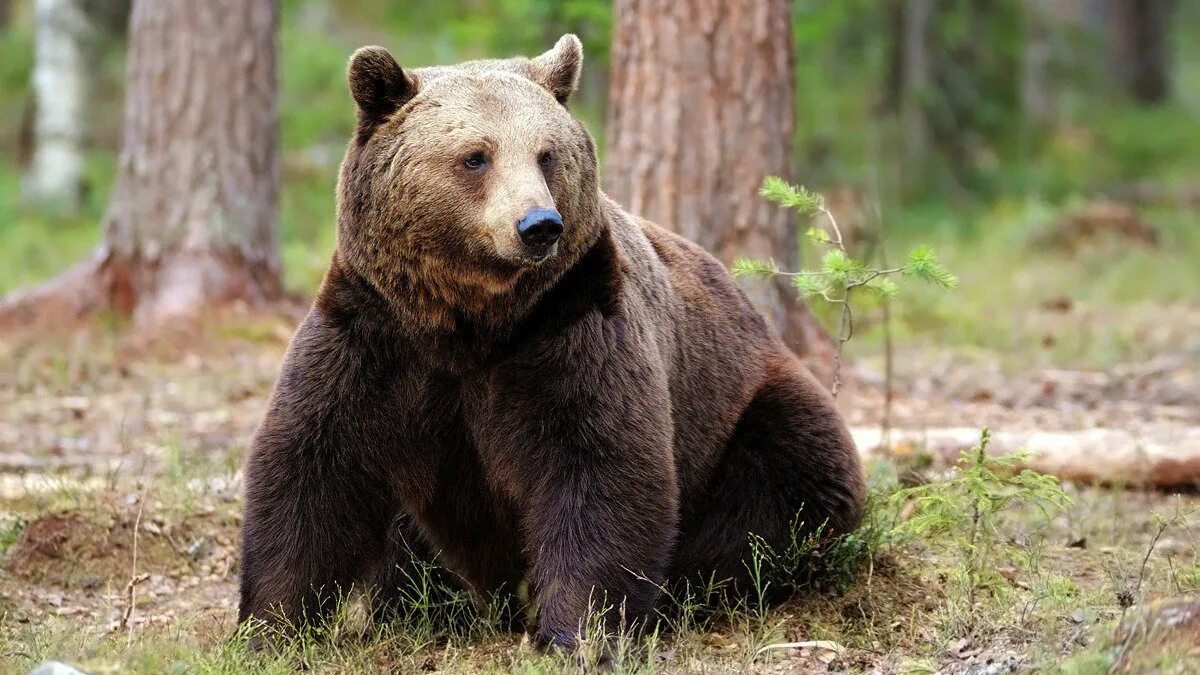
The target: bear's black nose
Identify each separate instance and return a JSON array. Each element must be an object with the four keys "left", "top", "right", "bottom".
[{"left": 516, "top": 208, "right": 564, "bottom": 252}]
